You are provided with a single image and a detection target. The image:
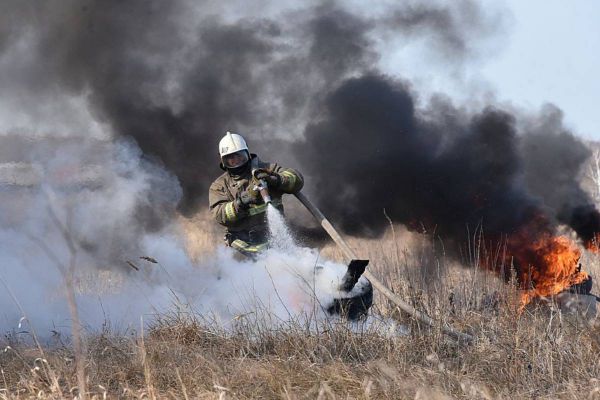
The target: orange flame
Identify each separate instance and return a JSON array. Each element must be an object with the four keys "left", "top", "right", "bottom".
[
  {"left": 584, "top": 233, "right": 600, "bottom": 253},
  {"left": 511, "top": 235, "right": 588, "bottom": 308},
  {"left": 497, "top": 215, "right": 589, "bottom": 309}
]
